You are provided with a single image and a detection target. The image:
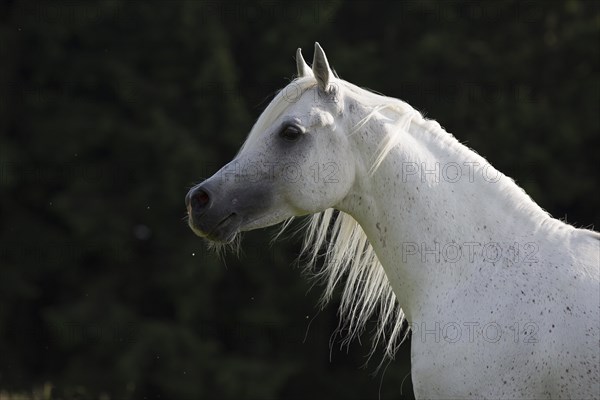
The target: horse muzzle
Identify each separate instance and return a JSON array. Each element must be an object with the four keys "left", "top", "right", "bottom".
[{"left": 185, "top": 183, "right": 242, "bottom": 243}]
